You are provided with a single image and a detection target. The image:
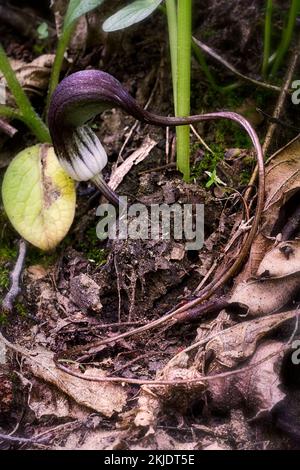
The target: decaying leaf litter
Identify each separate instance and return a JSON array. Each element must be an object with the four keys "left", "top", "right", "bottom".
[{"left": 0, "top": 0, "right": 300, "bottom": 451}]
